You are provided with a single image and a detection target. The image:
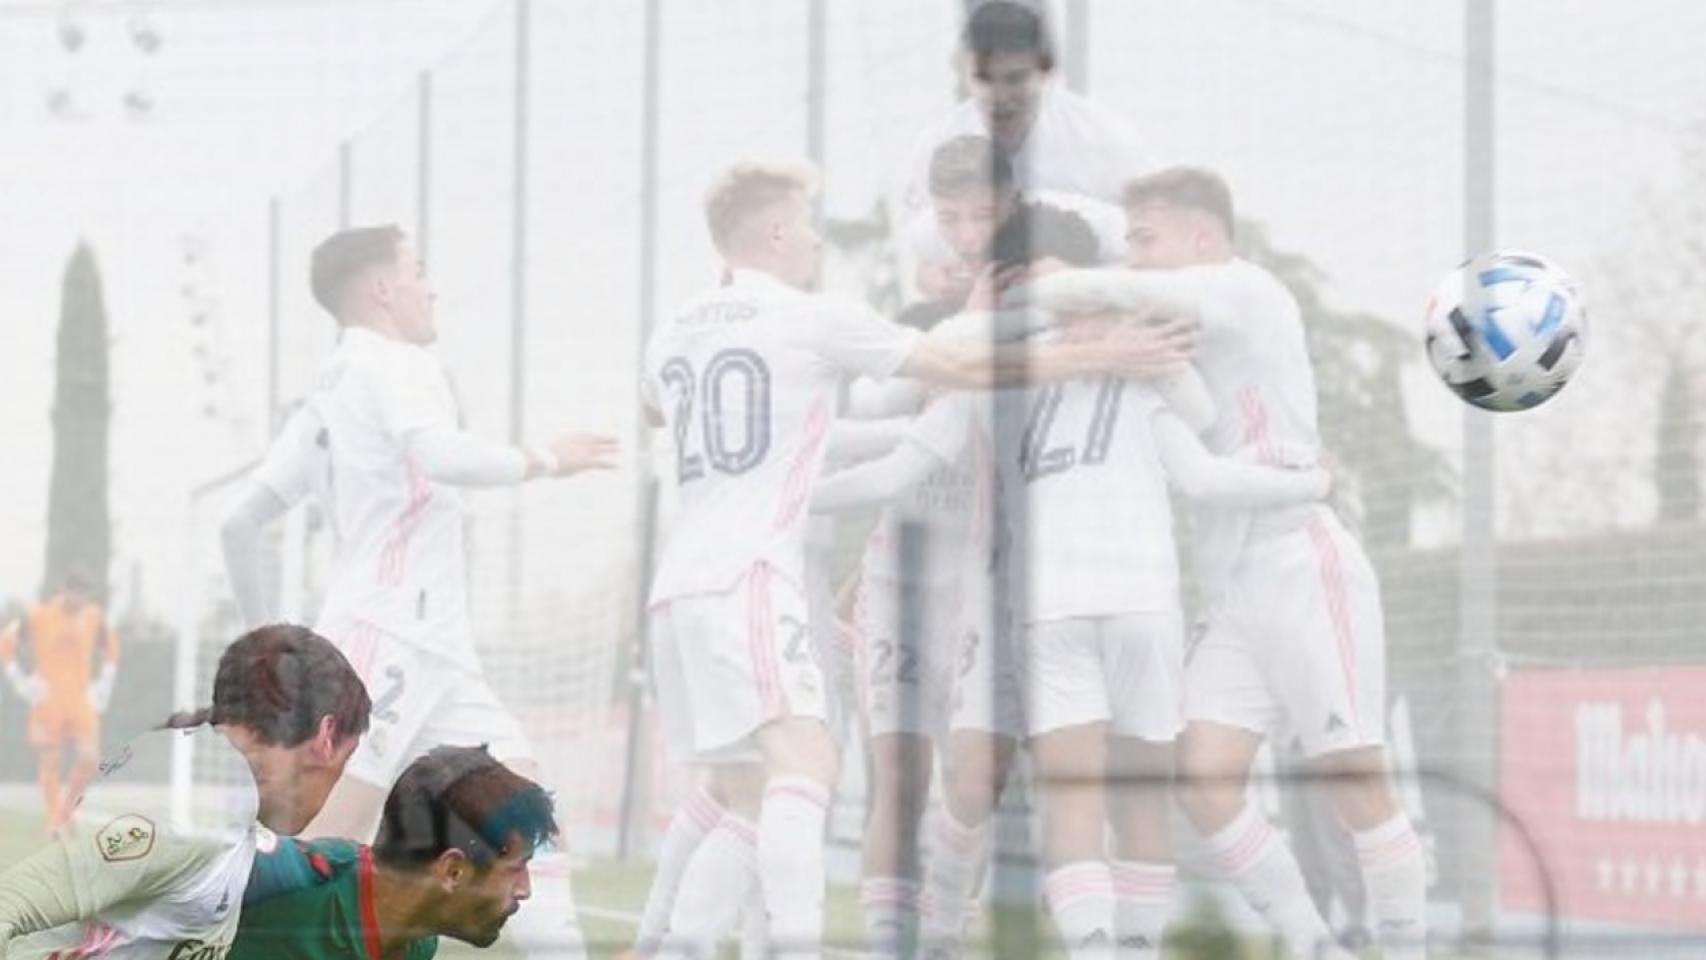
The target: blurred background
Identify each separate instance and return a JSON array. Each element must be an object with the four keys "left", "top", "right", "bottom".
[{"left": 2, "top": 0, "right": 1704, "bottom": 955}]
